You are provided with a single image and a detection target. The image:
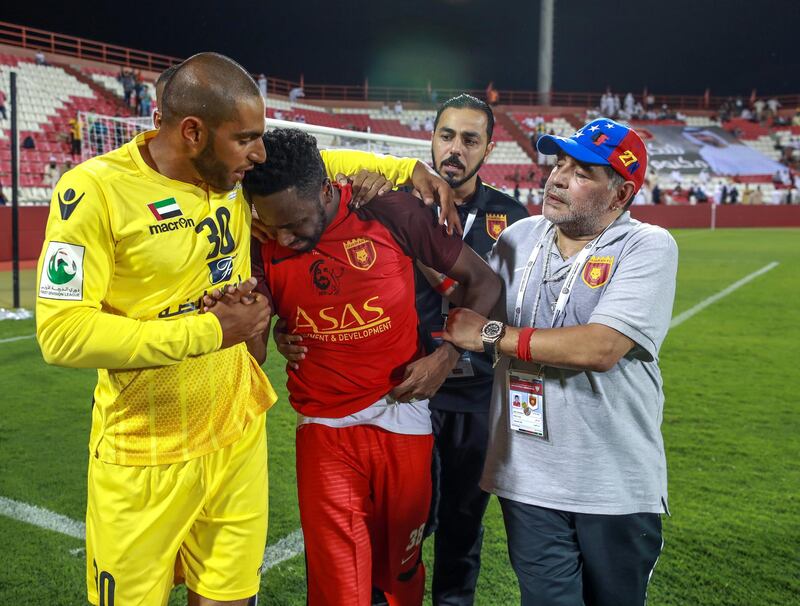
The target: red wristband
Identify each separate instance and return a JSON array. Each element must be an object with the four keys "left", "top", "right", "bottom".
[
  {"left": 435, "top": 276, "right": 457, "bottom": 295},
  {"left": 516, "top": 327, "right": 536, "bottom": 362}
]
